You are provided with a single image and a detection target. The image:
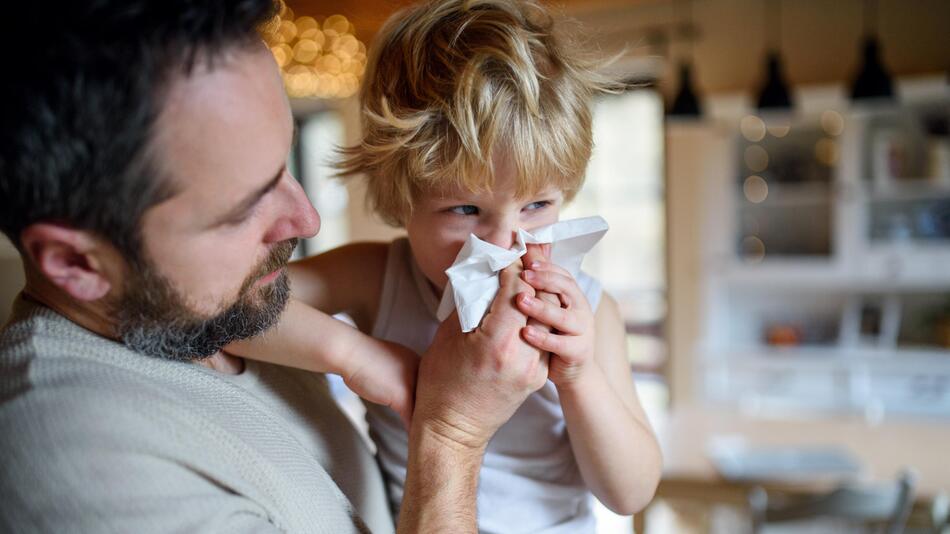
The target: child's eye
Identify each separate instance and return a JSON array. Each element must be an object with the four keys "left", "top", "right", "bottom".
[
  {"left": 523, "top": 200, "right": 551, "bottom": 211},
  {"left": 448, "top": 205, "right": 480, "bottom": 216}
]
